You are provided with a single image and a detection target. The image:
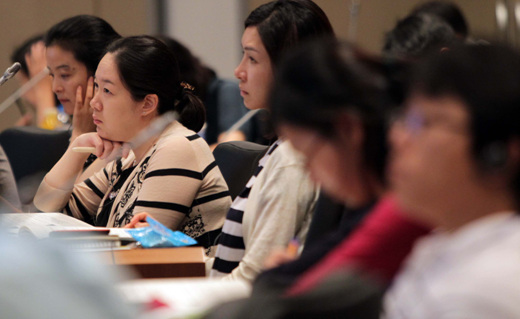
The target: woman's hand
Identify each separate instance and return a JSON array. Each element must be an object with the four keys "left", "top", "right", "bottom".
[
  {"left": 263, "top": 248, "right": 299, "bottom": 270},
  {"left": 25, "top": 41, "right": 56, "bottom": 126},
  {"left": 70, "top": 77, "right": 96, "bottom": 141},
  {"left": 72, "top": 132, "right": 128, "bottom": 161},
  {"left": 124, "top": 212, "right": 154, "bottom": 228}
]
